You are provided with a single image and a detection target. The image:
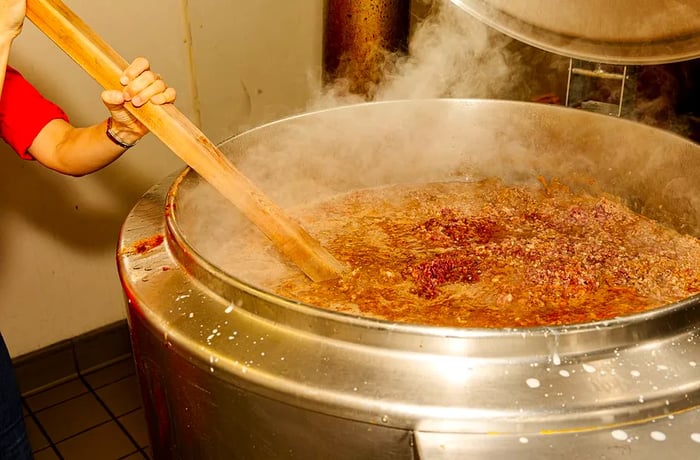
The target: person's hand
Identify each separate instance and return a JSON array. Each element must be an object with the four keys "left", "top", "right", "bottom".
[
  {"left": 100, "top": 57, "right": 177, "bottom": 146},
  {"left": 0, "top": 0, "right": 26, "bottom": 41}
]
